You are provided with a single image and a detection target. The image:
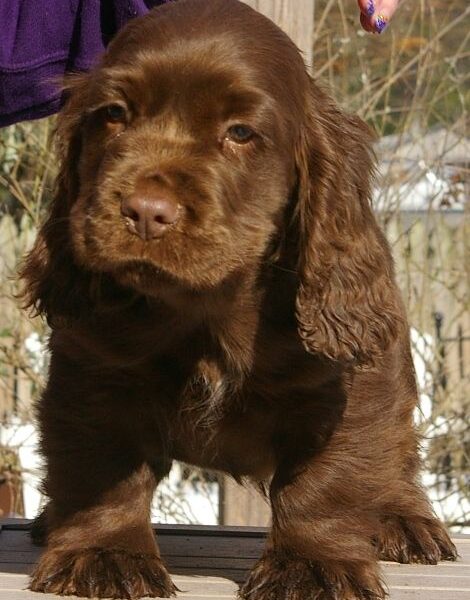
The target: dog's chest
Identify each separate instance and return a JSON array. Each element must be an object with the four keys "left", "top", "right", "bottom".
[
  {"left": 173, "top": 358, "right": 278, "bottom": 478},
  {"left": 171, "top": 344, "right": 346, "bottom": 479},
  {"left": 179, "top": 358, "right": 239, "bottom": 420}
]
